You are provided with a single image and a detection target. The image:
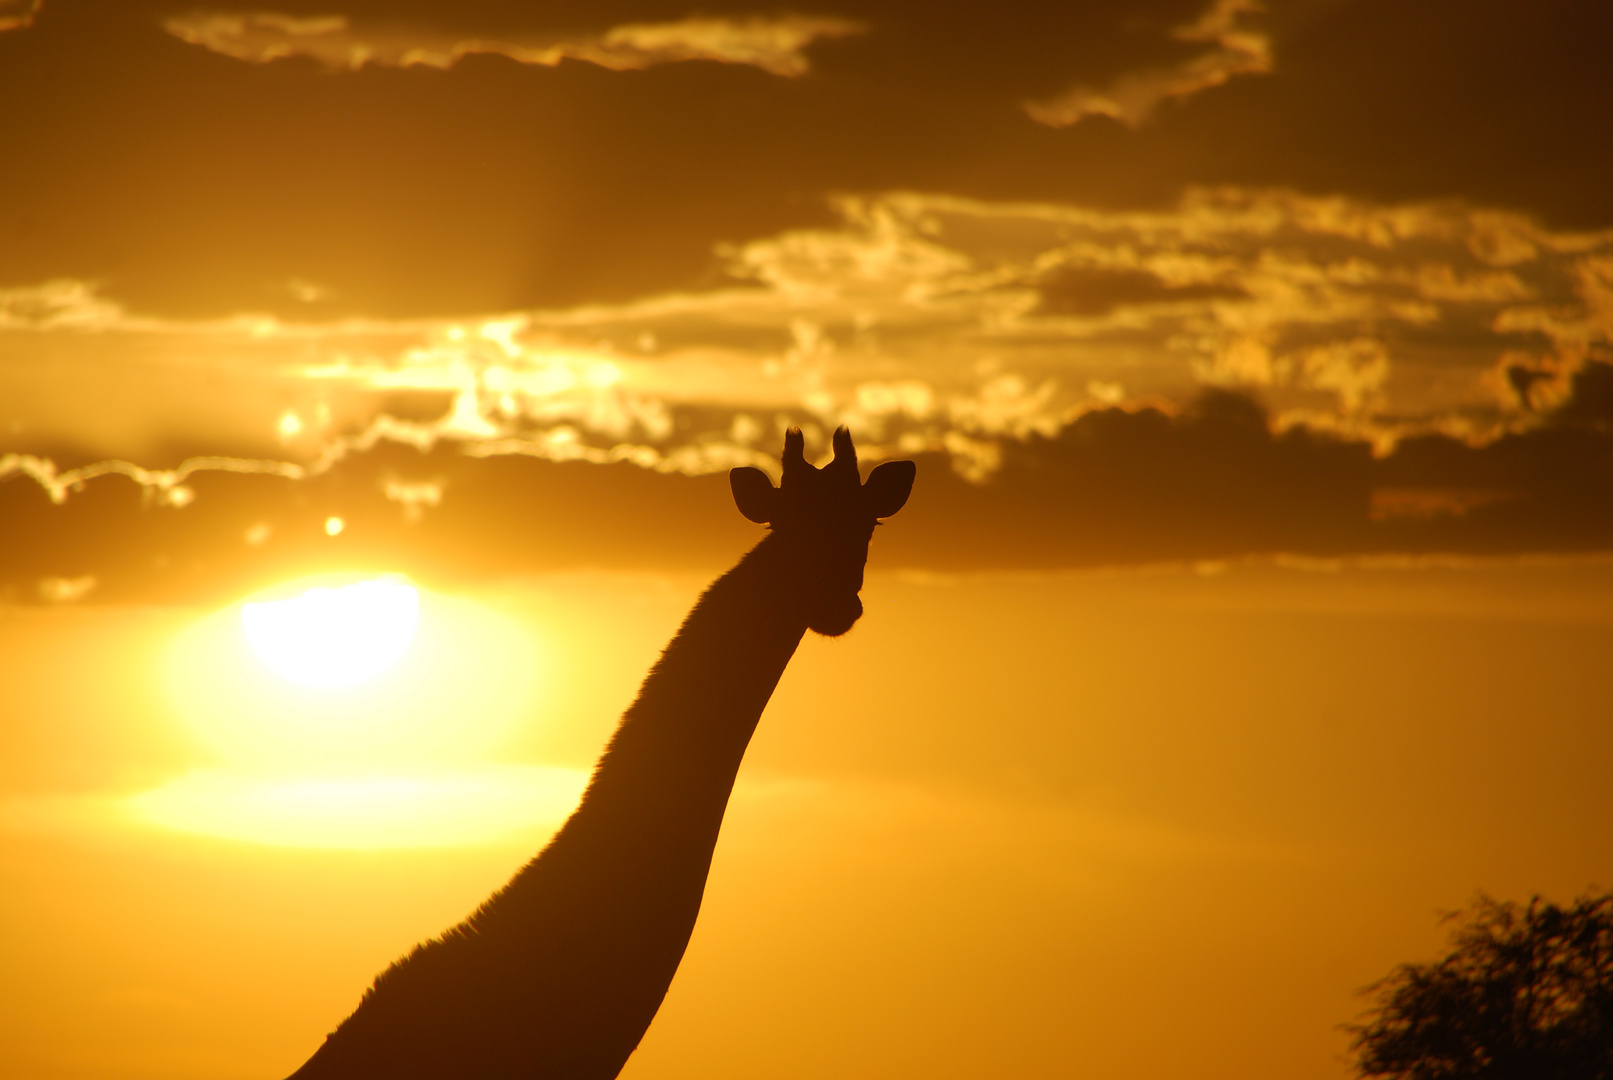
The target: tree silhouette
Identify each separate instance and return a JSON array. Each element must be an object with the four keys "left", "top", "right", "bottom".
[{"left": 1349, "top": 891, "right": 1613, "bottom": 1080}]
